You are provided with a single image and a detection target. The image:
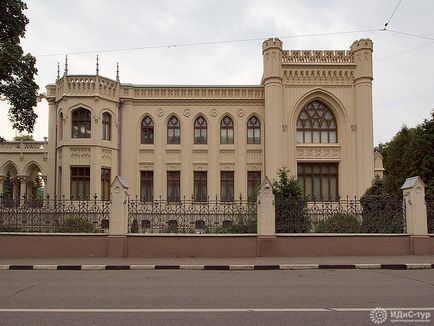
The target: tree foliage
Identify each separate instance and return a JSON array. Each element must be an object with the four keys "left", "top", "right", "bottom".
[
  {"left": 0, "top": 0, "right": 38, "bottom": 133},
  {"left": 380, "top": 113, "right": 434, "bottom": 199},
  {"left": 13, "top": 134, "right": 34, "bottom": 141},
  {"left": 273, "top": 167, "right": 311, "bottom": 233},
  {"left": 360, "top": 177, "right": 405, "bottom": 233}
]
